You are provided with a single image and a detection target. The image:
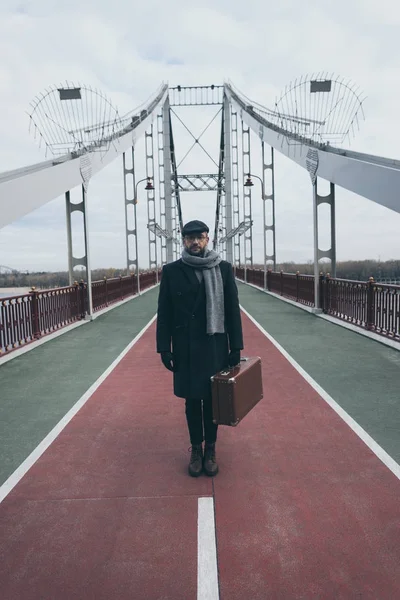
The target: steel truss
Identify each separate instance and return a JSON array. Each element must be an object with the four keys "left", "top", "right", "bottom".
[
  {"left": 312, "top": 178, "right": 336, "bottom": 308},
  {"left": 169, "top": 113, "right": 183, "bottom": 259},
  {"left": 169, "top": 85, "right": 224, "bottom": 106},
  {"left": 138, "top": 86, "right": 270, "bottom": 274},
  {"left": 219, "top": 136, "right": 227, "bottom": 258},
  {"left": 232, "top": 110, "right": 240, "bottom": 266},
  {"left": 216, "top": 104, "right": 256, "bottom": 268},
  {"left": 145, "top": 125, "right": 158, "bottom": 277},
  {"left": 157, "top": 113, "right": 167, "bottom": 266},
  {"left": 122, "top": 148, "right": 140, "bottom": 289},
  {"left": 262, "top": 142, "right": 277, "bottom": 279},
  {"left": 177, "top": 174, "right": 223, "bottom": 192},
  {"left": 222, "top": 94, "right": 234, "bottom": 263},
  {"left": 219, "top": 220, "right": 252, "bottom": 243},
  {"left": 167, "top": 98, "right": 227, "bottom": 257},
  {"left": 242, "top": 121, "right": 253, "bottom": 269},
  {"left": 147, "top": 222, "right": 172, "bottom": 240},
  {"left": 65, "top": 183, "right": 93, "bottom": 315},
  {"left": 213, "top": 105, "right": 226, "bottom": 255},
  {"left": 162, "top": 96, "right": 174, "bottom": 263},
  {"left": 151, "top": 84, "right": 339, "bottom": 283},
  {"left": 5, "top": 80, "right": 400, "bottom": 307}
]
